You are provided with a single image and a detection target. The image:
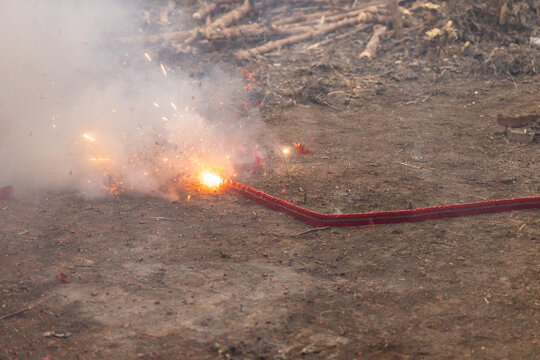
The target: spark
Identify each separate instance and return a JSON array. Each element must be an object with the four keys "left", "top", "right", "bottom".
[
  {"left": 83, "top": 134, "right": 96, "bottom": 142},
  {"left": 160, "top": 63, "right": 167, "bottom": 76},
  {"left": 170, "top": 102, "right": 177, "bottom": 110},
  {"left": 198, "top": 171, "right": 223, "bottom": 191},
  {"left": 144, "top": 52, "right": 152, "bottom": 62},
  {"left": 153, "top": 102, "right": 159, "bottom": 108},
  {"left": 282, "top": 147, "right": 290, "bottom": 155}
]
